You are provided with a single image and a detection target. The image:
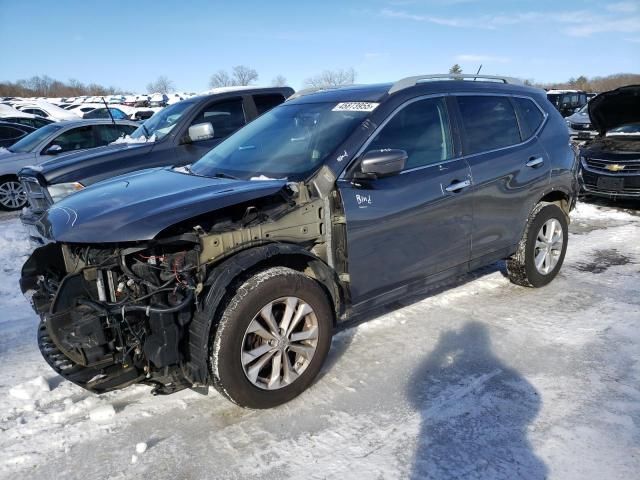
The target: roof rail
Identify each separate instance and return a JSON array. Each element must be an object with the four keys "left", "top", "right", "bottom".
[
  {"left": 286, "top": 85, "right": 348, "bottom": 101},
  {"left": 388, "top": 74, "right": 524, "bottom": 94}
]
